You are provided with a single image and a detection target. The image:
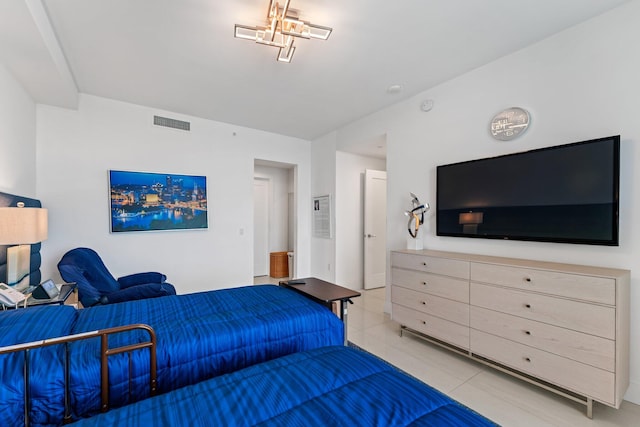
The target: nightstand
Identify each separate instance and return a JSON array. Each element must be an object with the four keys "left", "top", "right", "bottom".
[{"left": 25, "top": 283, "right": 78, "bottom": 308}]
